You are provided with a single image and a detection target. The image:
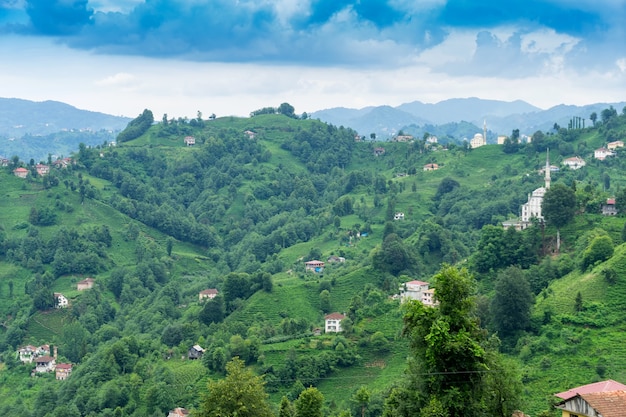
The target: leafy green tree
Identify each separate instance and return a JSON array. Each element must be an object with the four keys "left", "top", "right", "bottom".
[
  {"left": 319, "top": 289, "right": 331, "bottom": 313},
  {"left": 372, "top": 233, "right": 415, "bottom": 275},
  {"left": 581, "top": 235, "right": 614, "bottom": 270},
  {"left": 395, "top": 265, "right": 521, "bottom": 417},
  {"left": 351, "top": 386, "right": 370, "bottom": 417},
  {"left": 490, "top": 267, "right": 534, "bottom": 343},
  {"left": 543, "top": 183, "right": 576, "bottom": 228},
  {"left": 200, "top": 295, "right": 226, "bottom": 325},
  {"left": 590, "top": 112, "right": 597, "bottom": 126},
  {"left": 279, "top": 102, "right": 296, "bottom": 118},
  {"left": 279, "top": 396, "right": 296, "bottom": 417},
  {"left": 575, "top": 291, "right": 584, "bottom": 312},
  {"left": 196, "top": 357, "right": 273, "bottom": 417},
  {"left": 295, "top": 387, "right": 324, "bottom": 417}
]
